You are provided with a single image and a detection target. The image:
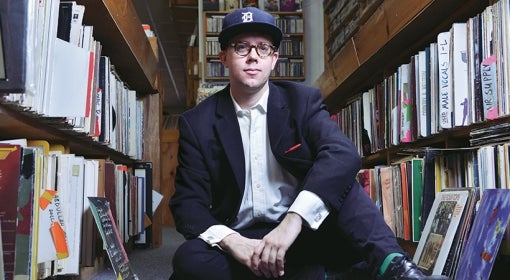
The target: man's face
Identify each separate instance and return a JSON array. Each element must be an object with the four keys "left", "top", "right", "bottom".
[{"left": 220, "top": 33, "right": 278, "bottom": 92}]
